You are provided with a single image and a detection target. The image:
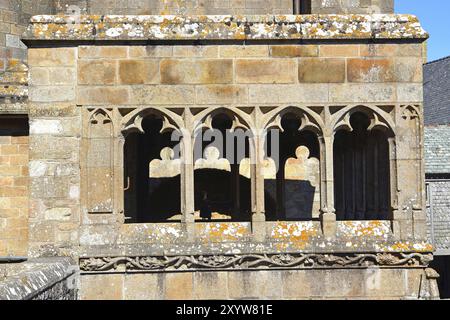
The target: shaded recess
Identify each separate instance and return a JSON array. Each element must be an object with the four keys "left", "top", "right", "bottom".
[
  {"left": 194, "top": 113, "right": 251, "bottom": 222},
  {"left": 333, "top": 112, "right": 391, "bottom": 221},
  {"left": 124, "top": 116, "right": 181, "bottom": 223},
  {"left": 265, "top": 113, "right": 320, "bottom": 221}
]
